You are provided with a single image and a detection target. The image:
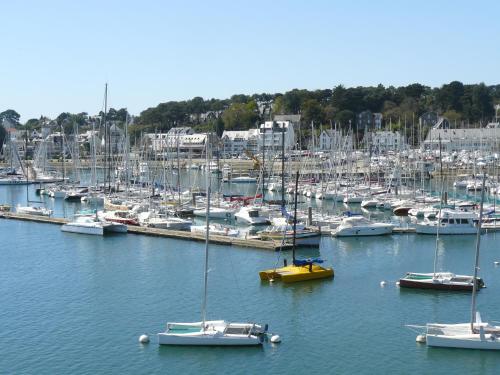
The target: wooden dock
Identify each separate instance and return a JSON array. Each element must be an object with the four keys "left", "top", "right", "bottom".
[{"left": 0, "top": 212, "right": 288, "bottom": 251}]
